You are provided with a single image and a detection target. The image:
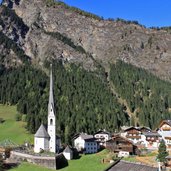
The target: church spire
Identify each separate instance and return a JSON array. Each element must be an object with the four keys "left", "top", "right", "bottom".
[
  {"left": 48, "top": 64, "right": 54, "bottom": 115},
  {"left": 47, "top": 64, "right": 56, "bottom": 153}
]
